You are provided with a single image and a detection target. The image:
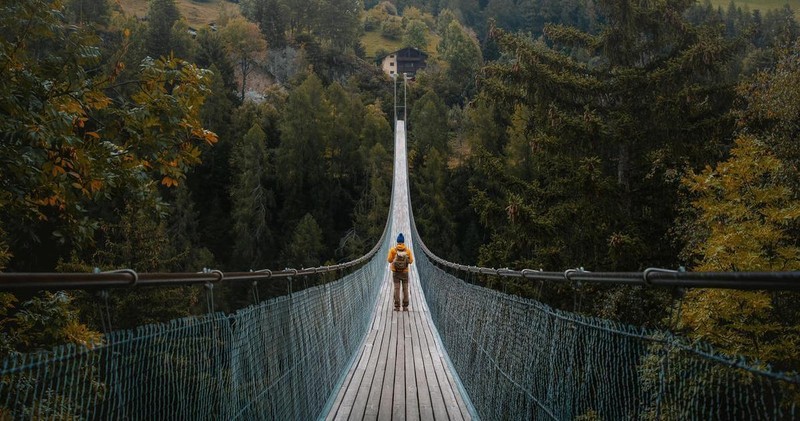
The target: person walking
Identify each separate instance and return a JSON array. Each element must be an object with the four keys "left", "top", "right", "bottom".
[{"left": 387, "top": 233, "right": 414, "bottom": 311}]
